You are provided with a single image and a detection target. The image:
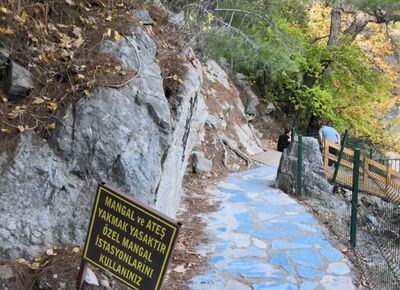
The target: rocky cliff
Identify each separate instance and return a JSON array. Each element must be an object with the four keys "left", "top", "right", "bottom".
[
  {"left": 0, "top": 13, "right": 206, "bottom": 259},
  {"left": 0, "top": 9, "right": 263, "bottom": 259}
]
